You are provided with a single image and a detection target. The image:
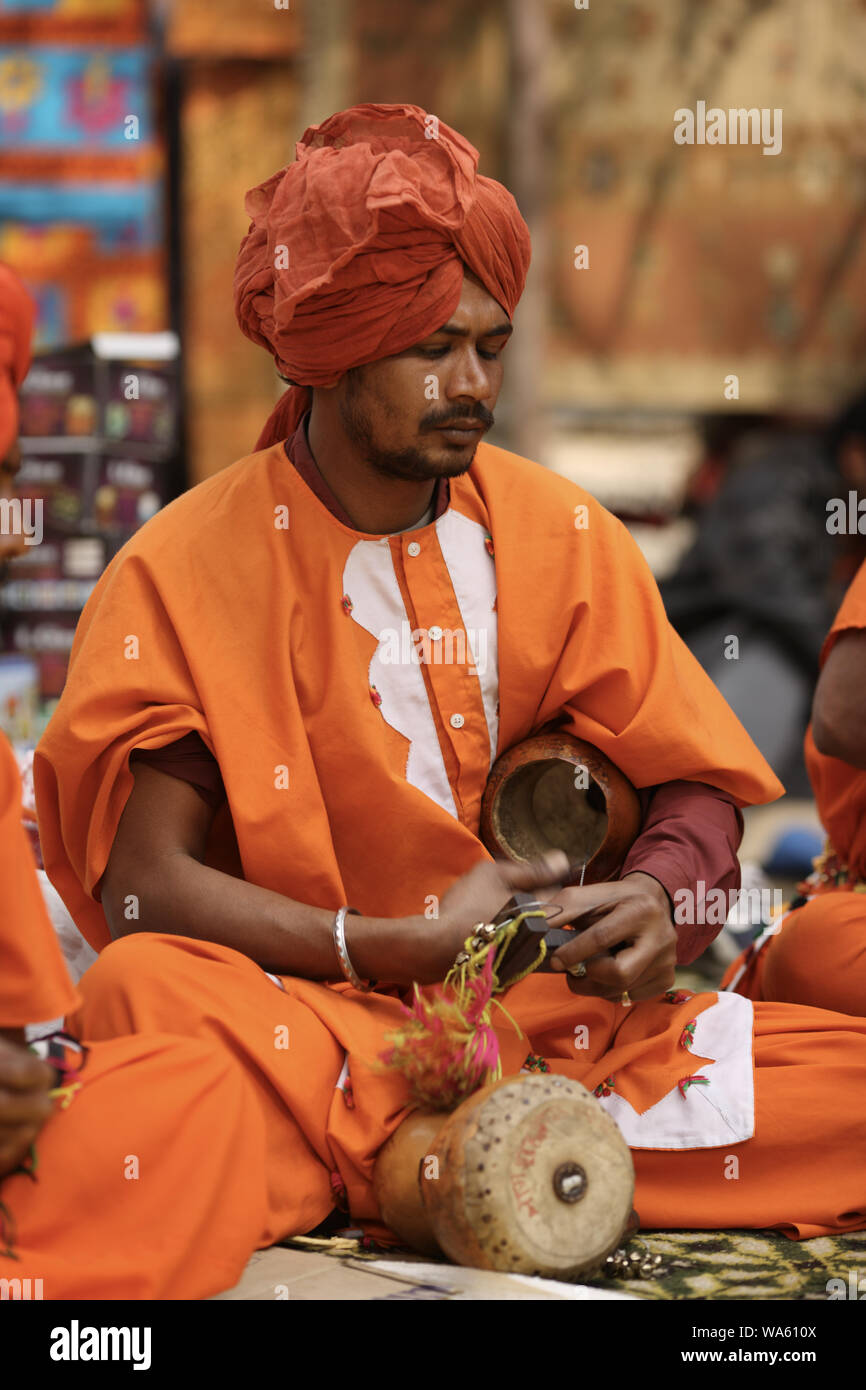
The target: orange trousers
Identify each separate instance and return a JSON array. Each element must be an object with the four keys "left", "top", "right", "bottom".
[
  {"left": 69, "top": 933, "right": 866, "bottom": 1244},
  {"left": 724, "top": 891, "right": 866, "bottom": 1017},
  {"left": 2, "top": 1032, "right": 267, "bottom": 1299}
]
